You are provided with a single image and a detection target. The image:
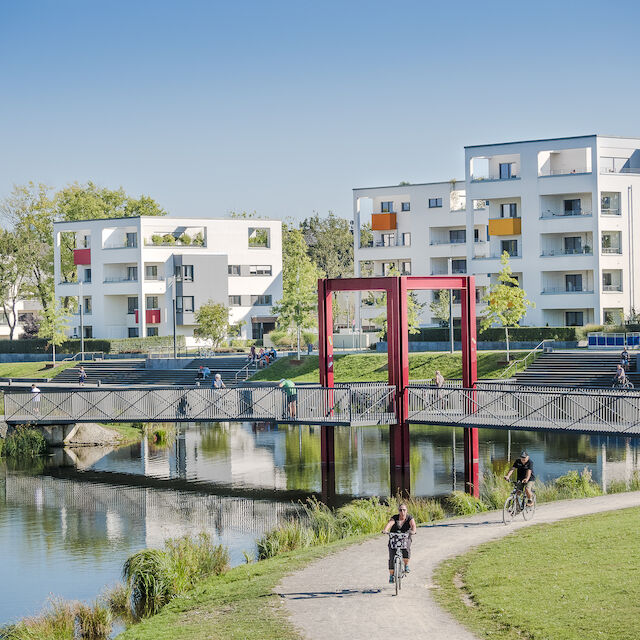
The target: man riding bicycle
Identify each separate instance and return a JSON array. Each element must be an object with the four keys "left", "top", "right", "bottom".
[
  {"left": 613, "top": 364, "right": 627, "bottom": 387},
  {"left": 383, "top": 503, "right": 416, "bottom": 583},
  {"left": 504, "top": 450, "right": 535, "bottom": 506}
]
